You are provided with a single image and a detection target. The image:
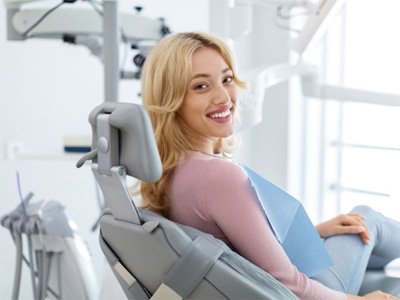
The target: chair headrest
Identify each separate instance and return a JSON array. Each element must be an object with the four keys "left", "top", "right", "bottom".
[{"left": 89, "top": 102, "right": 162, "bottom": 183}]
